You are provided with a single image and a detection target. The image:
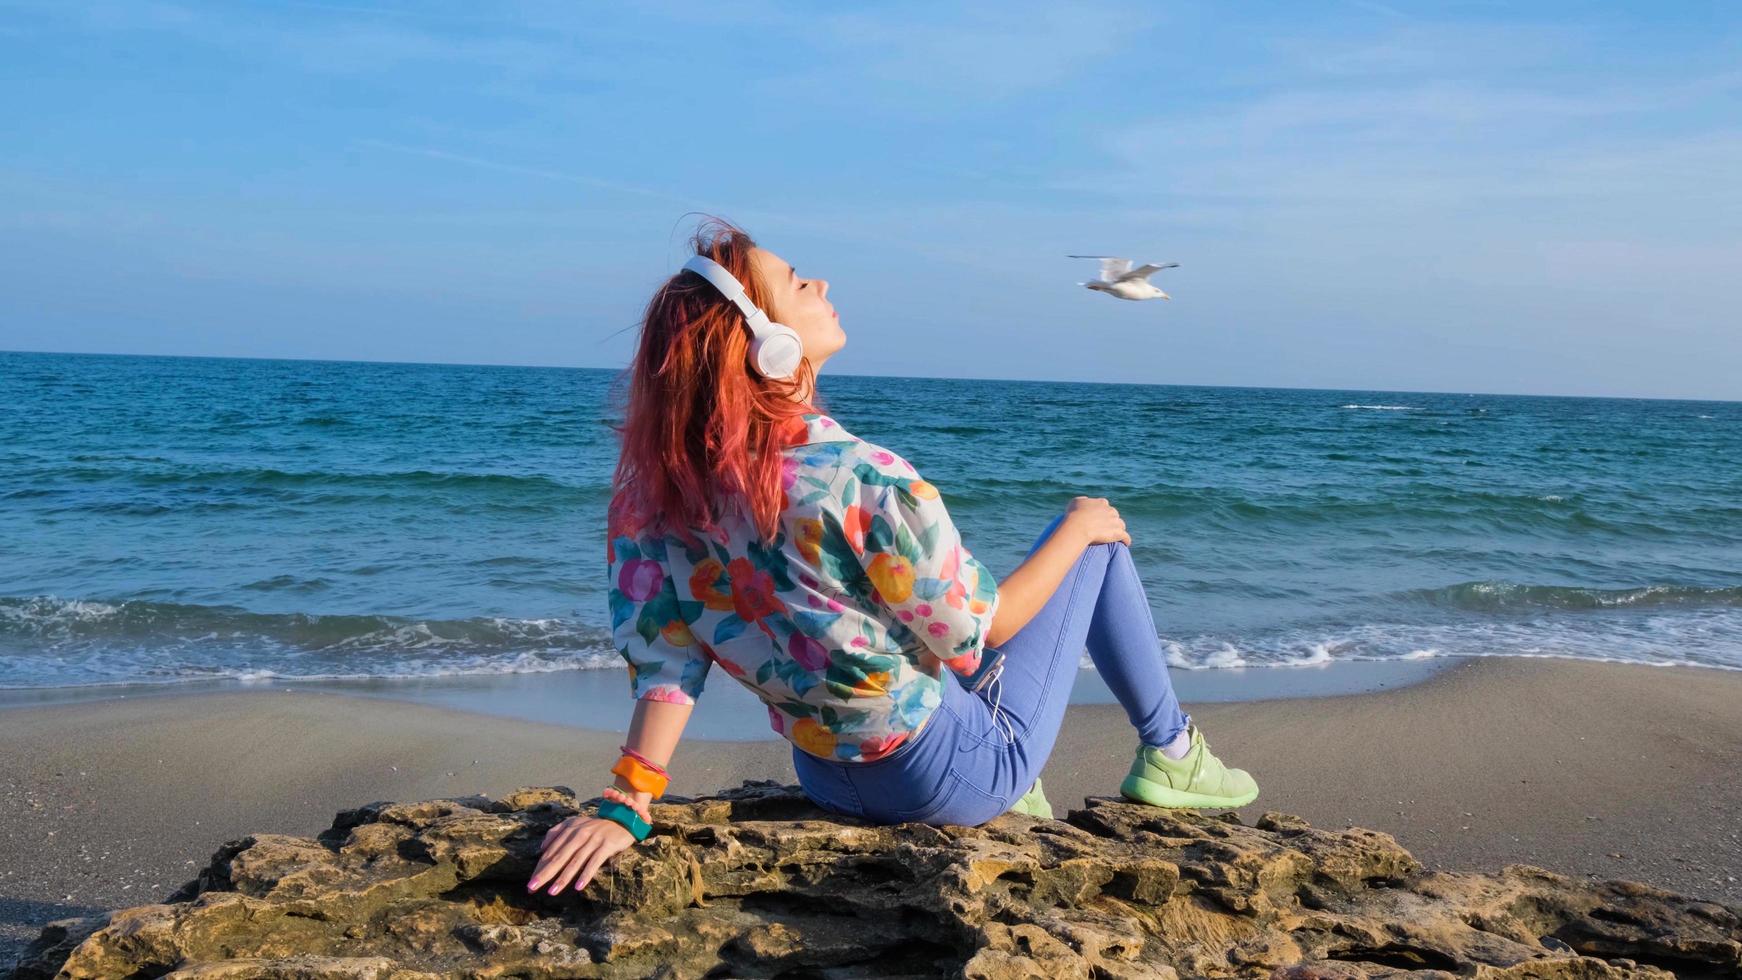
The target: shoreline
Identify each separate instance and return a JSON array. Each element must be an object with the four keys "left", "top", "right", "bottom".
[
  {"left": 0, "top": 655, "right": 1460, "bottom": 741},
  {"left": 2, "top": 655, "right": 1739, "bottom": 969}
]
